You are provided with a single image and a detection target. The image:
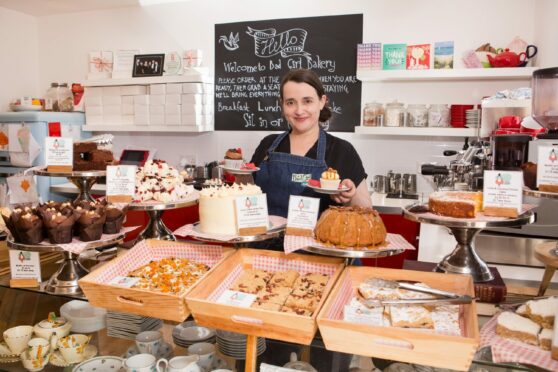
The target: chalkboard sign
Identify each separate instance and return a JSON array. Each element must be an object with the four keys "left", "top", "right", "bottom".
[
  {"left": 214, "top": 14, "right": 362, "bottom": 132},
  {"left": 133, "top": 54, "right": 165, "bottom": 77}
]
